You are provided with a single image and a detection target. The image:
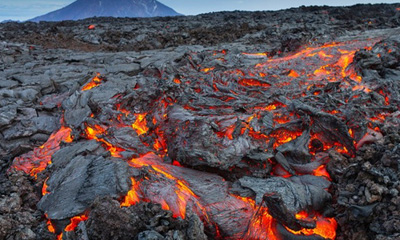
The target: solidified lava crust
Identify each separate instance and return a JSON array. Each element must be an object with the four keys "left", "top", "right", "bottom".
[{"left": 1, "top": 3, "right": 400, "bottom": 240}]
